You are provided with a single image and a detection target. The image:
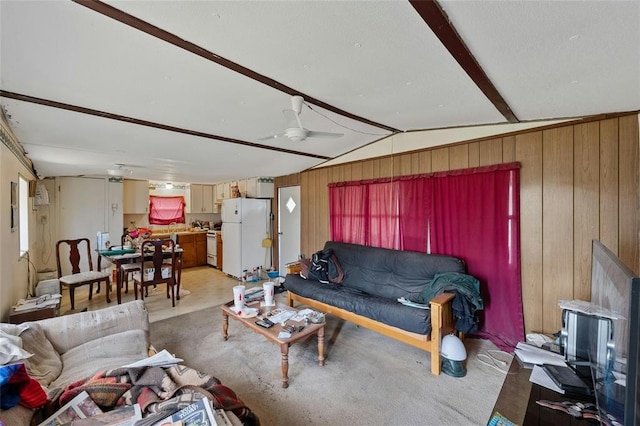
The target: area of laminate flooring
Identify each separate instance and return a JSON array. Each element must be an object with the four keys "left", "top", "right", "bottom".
[{"left": 56, "top": 265, "right": 270, "bottom": 323}]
